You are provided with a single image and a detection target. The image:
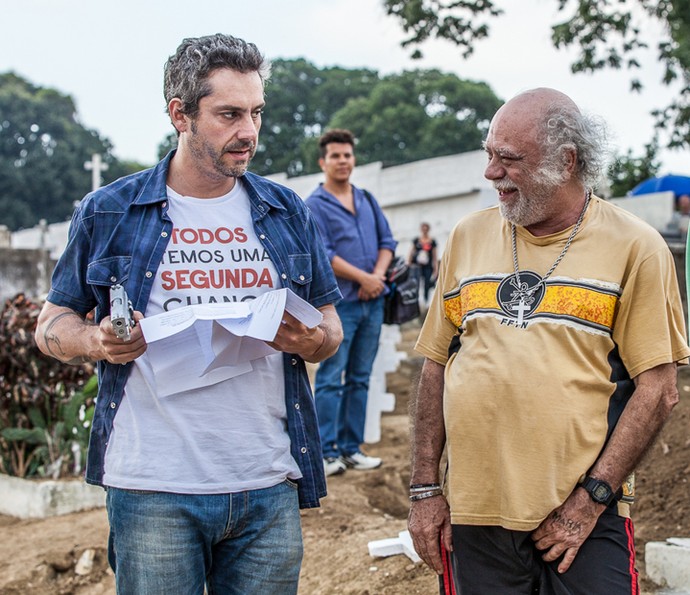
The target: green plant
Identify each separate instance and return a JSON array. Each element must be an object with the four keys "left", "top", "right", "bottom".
[
  {"left": 1, "top": 376, "right": 97, "bottom": 478},
  {"left": 0, "top": 293, "right": 95, "bottom": 478}
]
